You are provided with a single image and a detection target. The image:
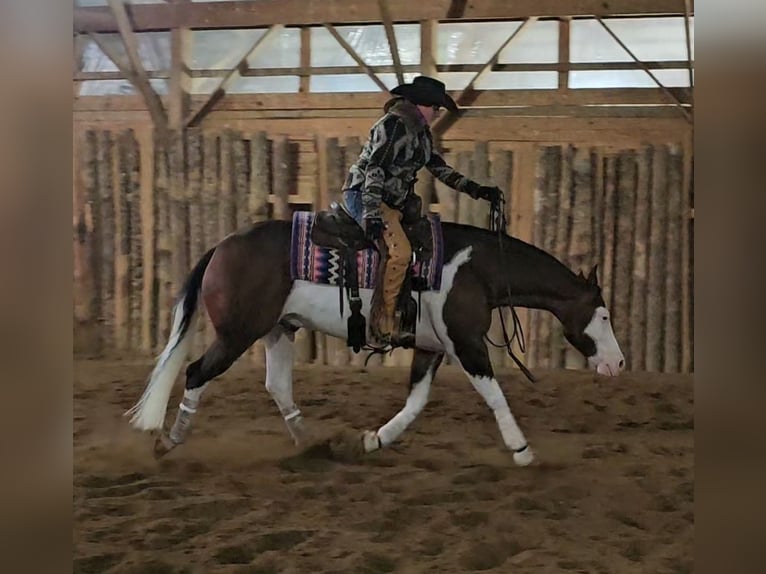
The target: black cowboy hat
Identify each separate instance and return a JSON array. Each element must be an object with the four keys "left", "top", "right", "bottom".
[{"left": 390, "top": 75, "right": 458, "bottom": 112}]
